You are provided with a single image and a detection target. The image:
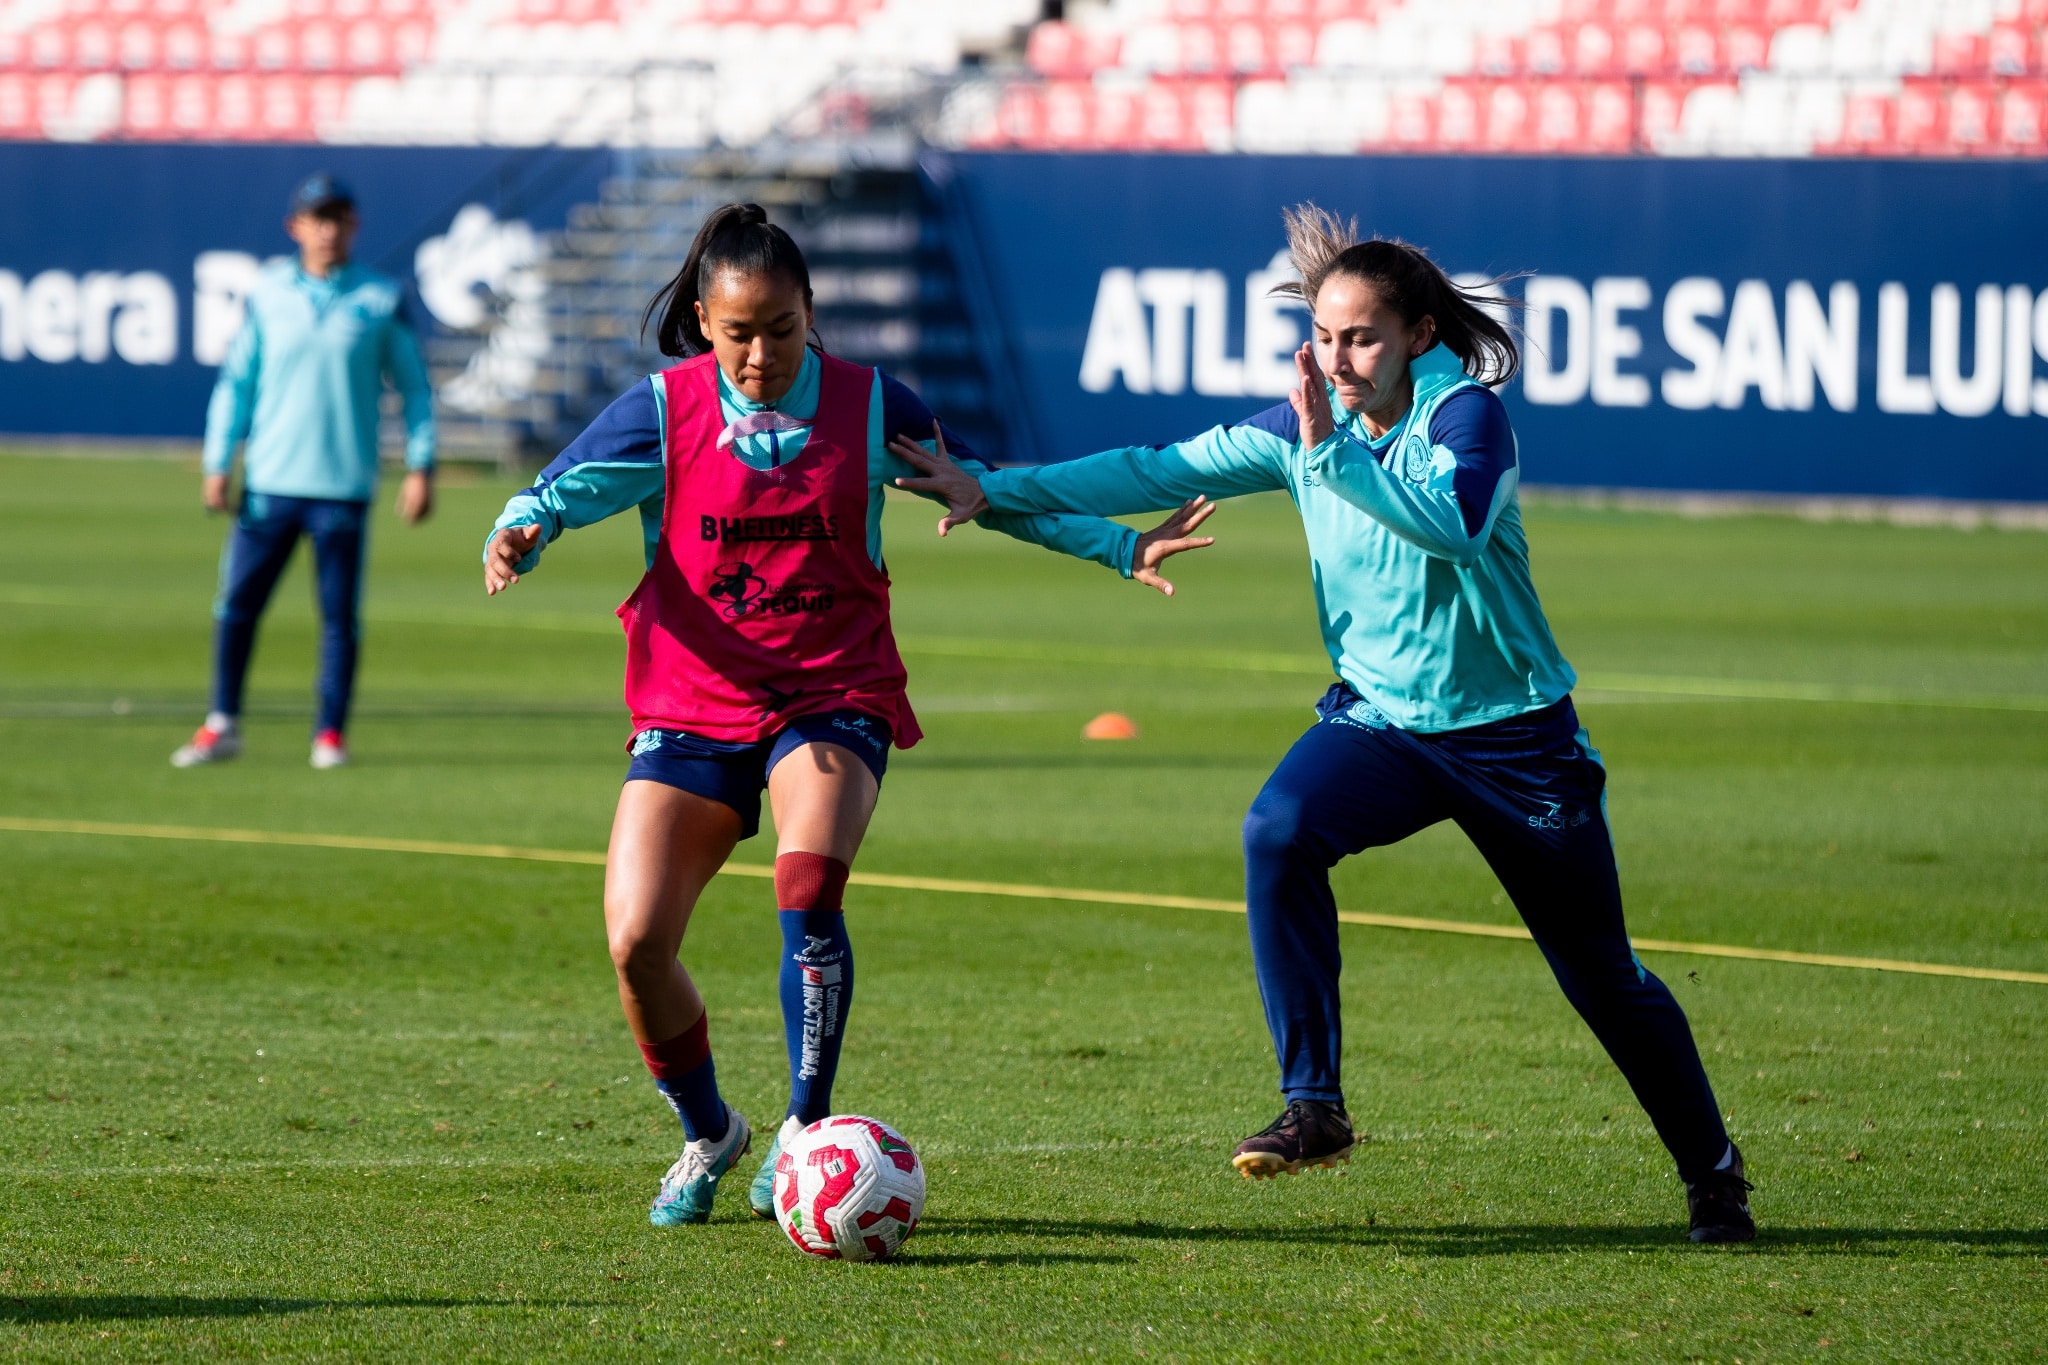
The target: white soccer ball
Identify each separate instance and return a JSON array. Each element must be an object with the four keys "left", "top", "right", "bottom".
[{"left": 772, "top": 1114, "right": 926, "bottom": 1262}]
